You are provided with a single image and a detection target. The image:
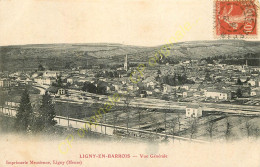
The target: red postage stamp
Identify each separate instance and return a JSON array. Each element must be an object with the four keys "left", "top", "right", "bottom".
[{"left": 215, "top": 0, "right": 258, "bottom": 38}]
